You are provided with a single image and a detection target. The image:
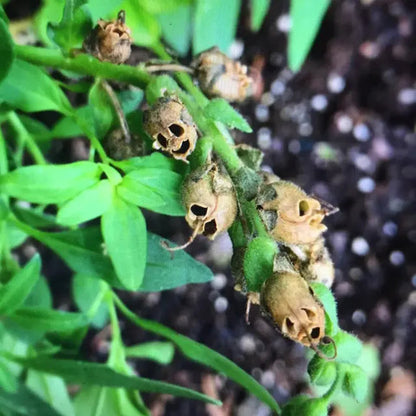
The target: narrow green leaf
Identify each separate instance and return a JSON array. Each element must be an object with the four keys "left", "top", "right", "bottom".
[
  {"left": 204, "top": 98, "right": 252, "bottom": 133},
  {"left": 57, "top": 180, "right": 113, "bottom": 226},
  {"left": 15, "top": 357, "right": 221, "bottom": 405},
  {"left": 119, "top": 0, "right": 161, "bottom": 47},
  {"left": 125, "top": 342, "right": 175, "bottom": 365},
  {"left": 288, "top": 0, "right": 331, "bottom": 71},
  {"left": 0, "top": 254, "right": 41, "bottom": 315},
  {"left": 145, "top": 75, "right": 181, "bottom": 105},
  {"left": 5, "top": 221, "right": 28, "bottom": 248},
  {"left": 0, "top": 161, "right": 101, "bottom": 204},
  {"left": 141, "top": 233, "right": 213, "bottom": 291},
  {"left": 193, "top": 0, "right": 241, "bottom": 54},
  {"left": 0, "top": 383, "right": 63, "bottom": 416},
  {"left": 0, "top": 4, "right": 9, "bottom": 23},
  {"left": 88, "top": 79, "right": 116, "bottom": 139},
  {"left": 24, "top": 277, "right": 52, "bottom": 309},
  {"left": 158, "top": 4, "right": 193, "bottom": 56},
  {"left": 0, "top": 18, "right": 14, "bottom": 84},
  {"left": 9, "top": 307, "right": 87, "bottom": 333},
  {"left": 26, "top": 370, "right": 75, "bottom": 416},
  {"left": 0, "top": 360, "right": 18, "bottom": 393},
  {"left": 74, "top": 386, "right": 148, "bottom": 416},
  {"left": 310, "top": 282, "right": 339, "bottom": 335},
  {"left": 0, "top": 59, "right": 72, "bottom": 114},
  {"left": 101, "top": 198, "right": 147, "bottom": 290},
  {"left": 118, "top": 168, "right": 185, "bottom": 216},
  {"left": 115, "top": 297, "right": 280, "bottom": 413},
  {"left": 250, "top": 0, "right": 271, "bottom": 31},
  {"left": 49, "top": 0, "right": 92, "bottom": 51},
  {"left": 73, "top": 274, "right": 109, "bottom": 328}
]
